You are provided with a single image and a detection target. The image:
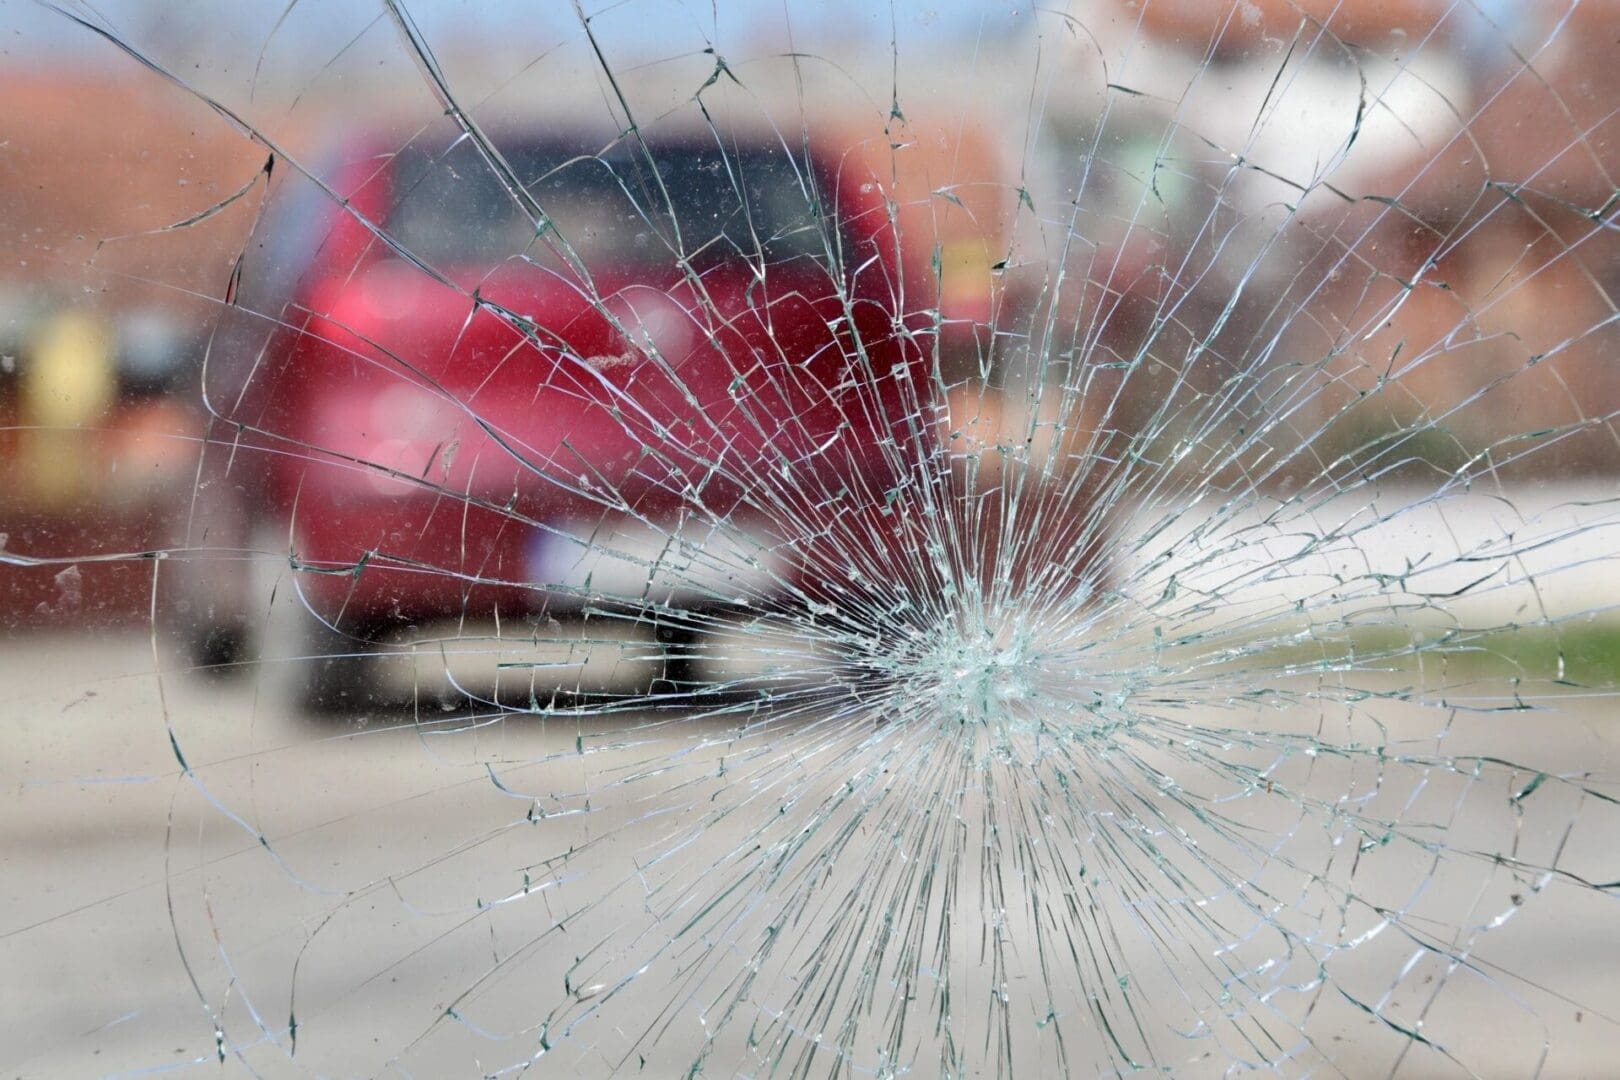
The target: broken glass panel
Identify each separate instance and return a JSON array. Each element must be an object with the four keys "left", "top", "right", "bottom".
[{"left": 2, "top": 1, "right": 1617, "bottom": 1076}]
